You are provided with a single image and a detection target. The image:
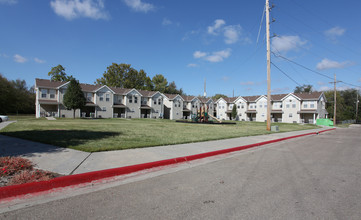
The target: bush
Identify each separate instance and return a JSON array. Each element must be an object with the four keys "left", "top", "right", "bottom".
[
  {"left": 9, "top": 170, "right": 53, "bottom": 185},
  {"left": 0, "top": 156, "right": 33, "bottom": 177}
]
